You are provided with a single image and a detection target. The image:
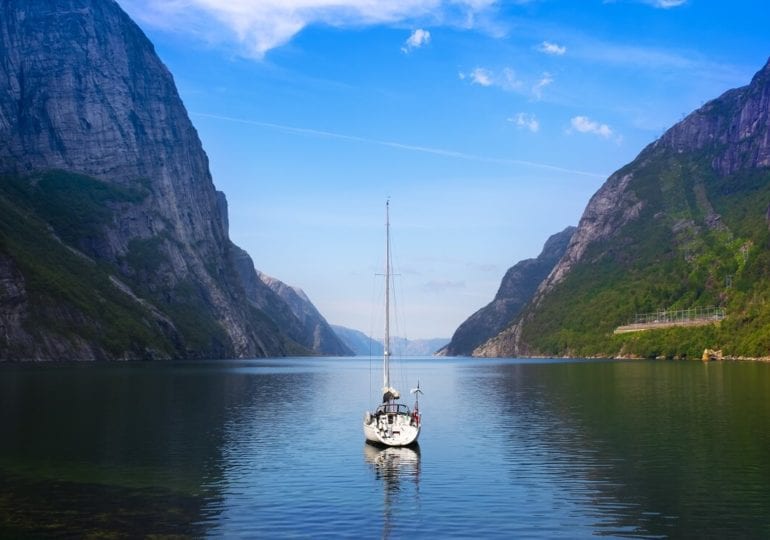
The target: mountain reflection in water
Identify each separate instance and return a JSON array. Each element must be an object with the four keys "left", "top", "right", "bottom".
[{"left": 1, "top": 358, "right": 769, "bottom": 538}]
